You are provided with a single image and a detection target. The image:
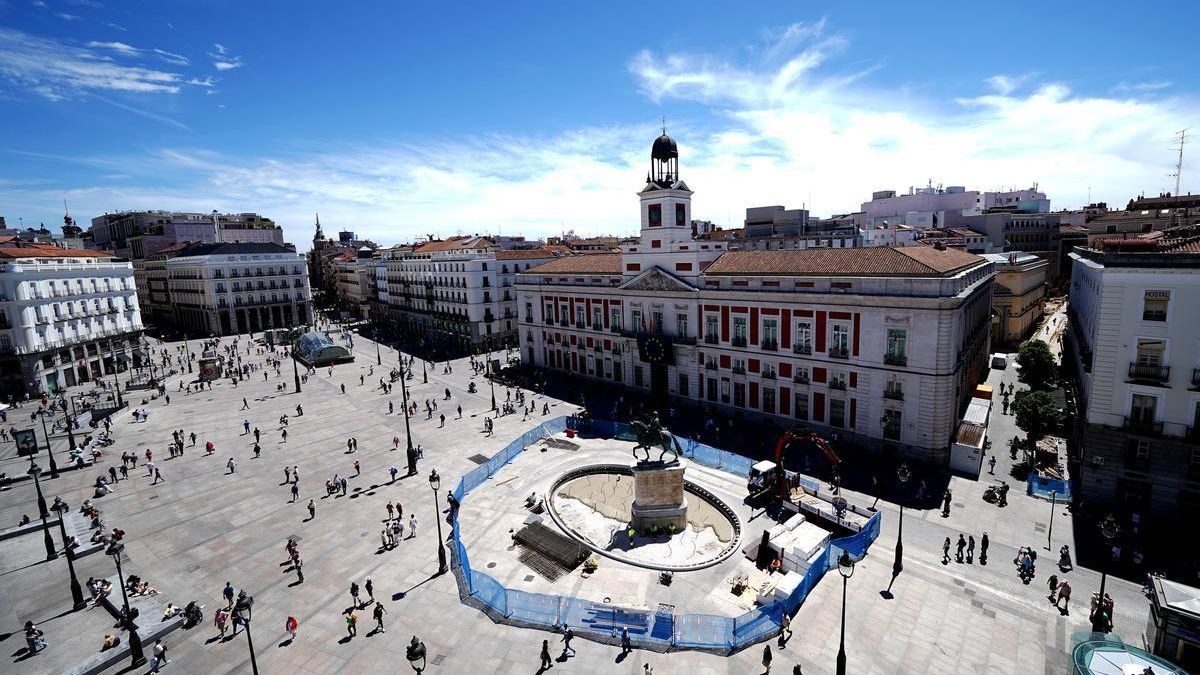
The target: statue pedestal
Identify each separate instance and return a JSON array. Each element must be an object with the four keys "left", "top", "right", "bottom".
[{"left": 630, "top": 463, "right": 688, "bottom": 534}]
